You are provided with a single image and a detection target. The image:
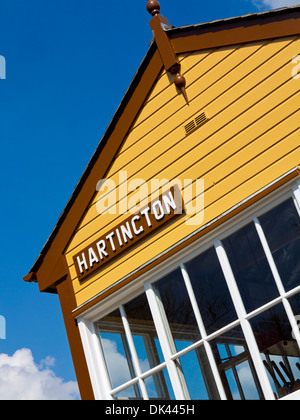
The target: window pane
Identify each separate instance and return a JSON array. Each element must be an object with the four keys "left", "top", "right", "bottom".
[
  {"left": 98, "top": 309, "right": 136, "bottom": 390},
  {"left": 124, "top": 293, "right": 163, "bottom": 373},
  {"left": 259, "top": 199, "right": 300, "bottom": 292},
  {"left": 222, "top": 222, "right": 279, "bottom": 313},
  {"left": 144, "top": 369, "right": 175, "bottom": 400},
  {"left": 210, "top": 325, "right": 264, "bottom": 400},
  {"left": 177, "top": 346, "right": 220, "bottom": 400},
  {"left": 288, "top": 292, "right": 300, "bottom": 329},
  {"left": 185, "top": 247, "right": 237, "bottom": 335},
  {"left": 249, "top": 303, "right": 300, "bottom": 399},
  {"left": 153, "top": 268, "right": 201, "bottom": 352}
]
